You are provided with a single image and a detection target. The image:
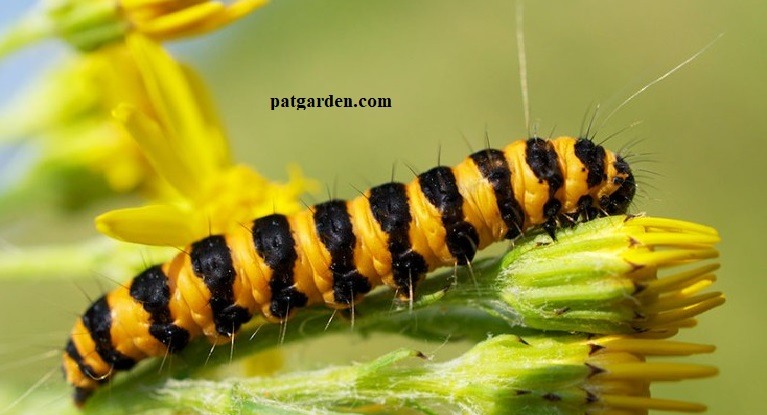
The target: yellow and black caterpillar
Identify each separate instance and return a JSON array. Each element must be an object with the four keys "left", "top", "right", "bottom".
[{"left": 63, "top": 136, "right": 635, "bottom": 405}]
